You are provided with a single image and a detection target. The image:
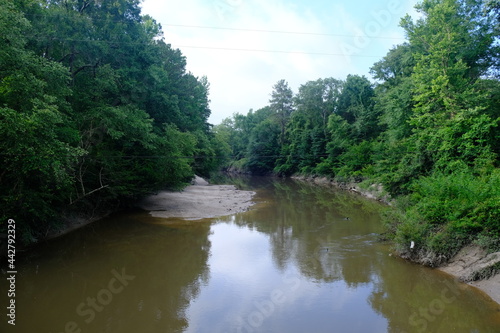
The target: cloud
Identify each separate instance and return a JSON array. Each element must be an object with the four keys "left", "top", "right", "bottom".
[{"left": 141, "top": 0, "right": 418, "bottom": 124}]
